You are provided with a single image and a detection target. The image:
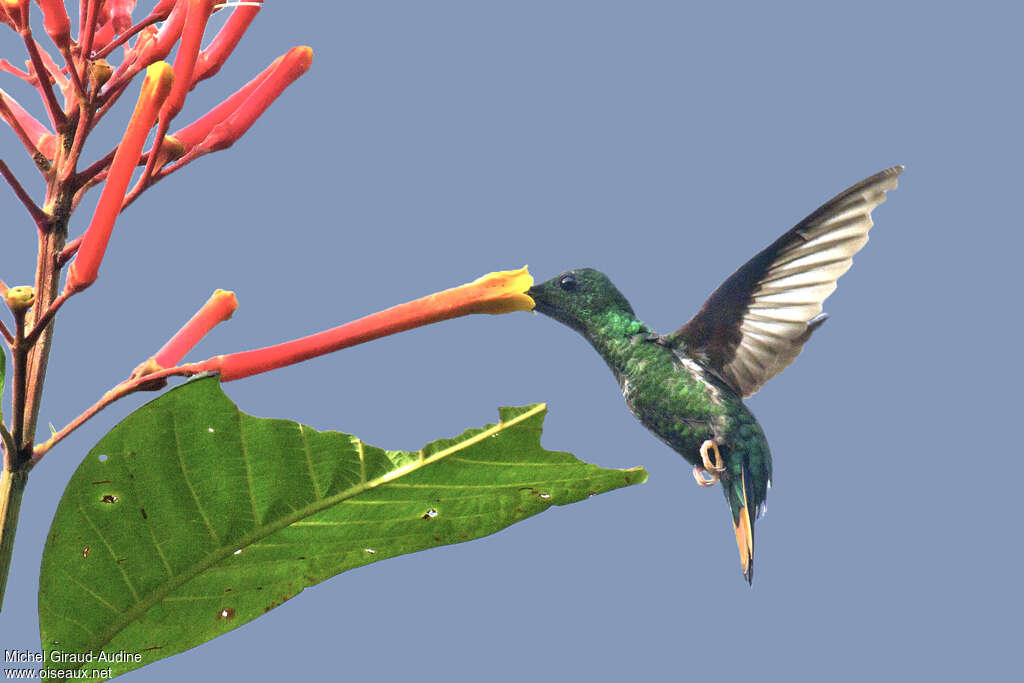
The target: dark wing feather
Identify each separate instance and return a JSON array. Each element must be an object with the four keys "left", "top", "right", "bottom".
[{"left": 664, "top": 166, "right": 901, "bottom": 397}]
